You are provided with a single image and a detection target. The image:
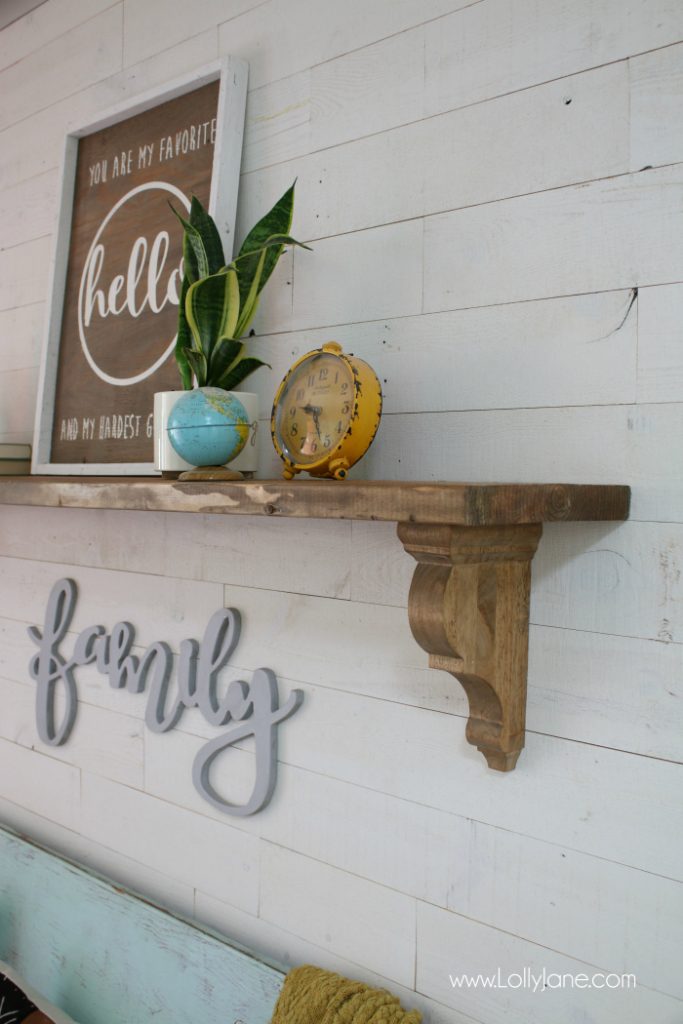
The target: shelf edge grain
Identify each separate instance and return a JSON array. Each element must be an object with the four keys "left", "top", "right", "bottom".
[{"left": 0, "top": 477, "right": 630, "bottom": 525}]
